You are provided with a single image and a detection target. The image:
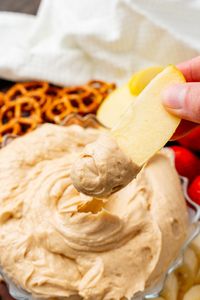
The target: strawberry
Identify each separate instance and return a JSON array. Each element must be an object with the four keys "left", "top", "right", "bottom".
[
  {"left": 178, "top": 126, "right": 200, "bottom": 152},
  {"left": 188, "top": 176, "right": 200, "bottom": 205},
  {"left": 170, "top": 146, "right": 200, "bottom": 181}
]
